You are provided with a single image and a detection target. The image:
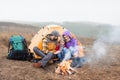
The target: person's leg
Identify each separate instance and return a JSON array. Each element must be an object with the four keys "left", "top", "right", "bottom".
[
  {"left": 71, "top": 57, "right": 81, "bottom": 68},
  {"left": 62, "top": 48, "right": 71, "bottom": 61},
  {"left": 57, "top": 49, "right": 66, "bottom": 62},
  {"left": 57, "top": 52, "right": 63, "bottom": 62},
  {"left": 79, "top": 57, "right": 86, "bottom": 65},
  {"left": 57, "top": 47, "right": 73, "bottom": 61},
  {"left": 40, "top": 52, "right": 54, "bottom": 67},
  {"left": 69, "top": 46, "right": 79, "bottom": 56},
  {"left": 33, "top": 47, "right": 46, "bottom": 58},
  {"left": 71, "top": 57, "right": 86, "bottom": 68}
]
